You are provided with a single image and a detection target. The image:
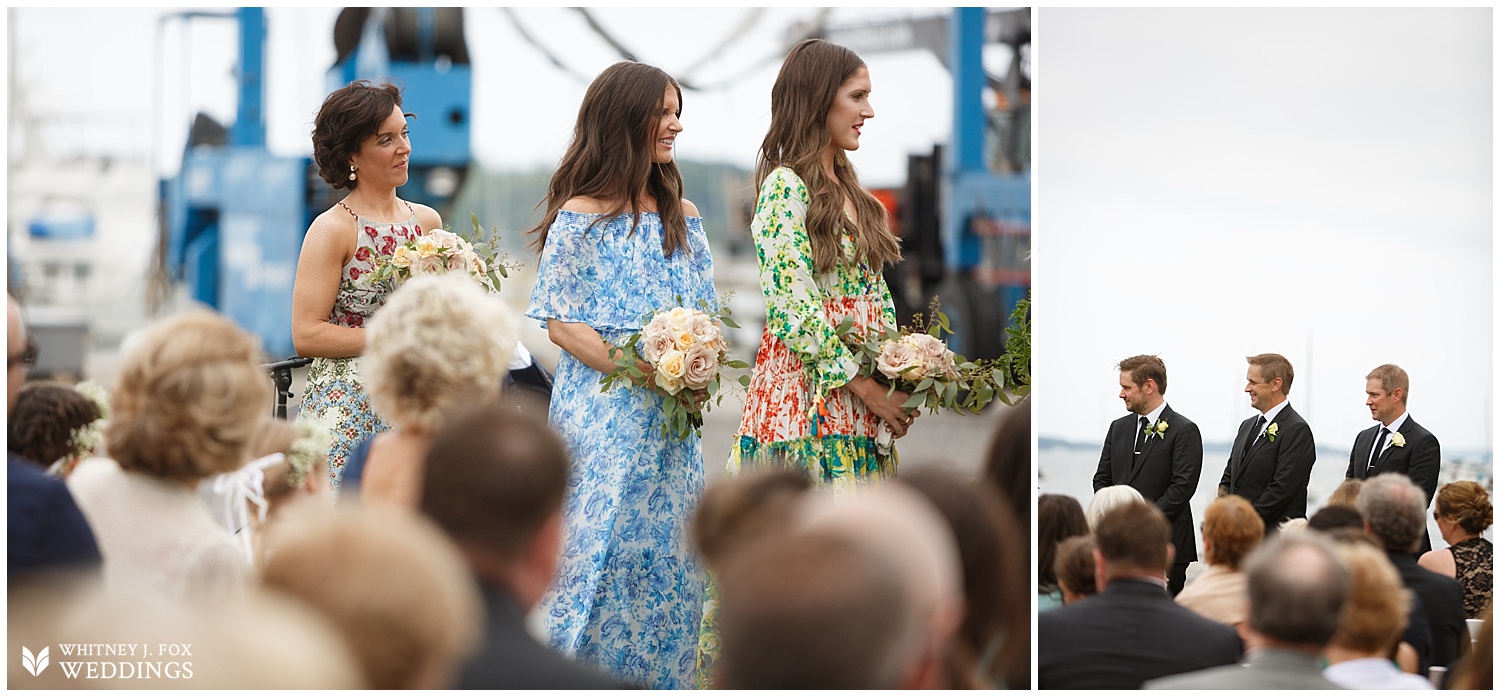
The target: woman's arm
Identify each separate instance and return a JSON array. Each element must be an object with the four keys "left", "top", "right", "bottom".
[
  {"left": 291, "top": 213, "right": 364, "bottom": 357},
  {"left": 752, "top": 169, "right": 914, "bottom": 435},
  {"left": 547, "top": 320, "right": 654, "bottom": 379}
]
